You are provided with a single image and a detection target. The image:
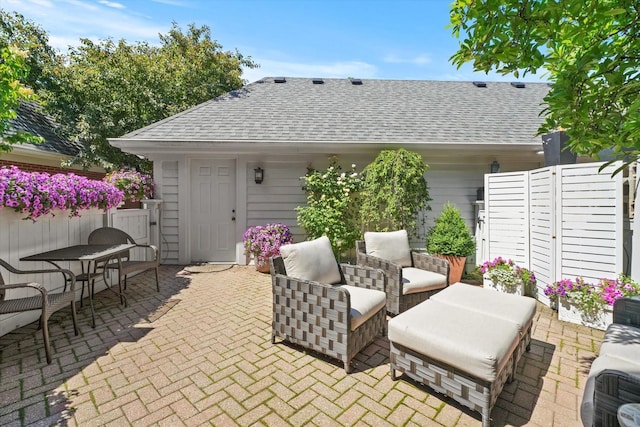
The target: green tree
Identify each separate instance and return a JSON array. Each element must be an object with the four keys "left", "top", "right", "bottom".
[
  {"left": 297, "top": 158, "right": 363, "bottom": 257},
  {"left": 450, "top": 0, "right": 640, "bottom": 167},
  {"left": 42, "top": 22, "right": 257, "bottom": 171},
  {"left": 0, "top": 10, "right": 59, "bottom": 93},
  {"left": 360, "top": 149, "right": 431, "bottom": 237},
  {"left": 0, "top": 46, "right": 42, "bottom": 151}
]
